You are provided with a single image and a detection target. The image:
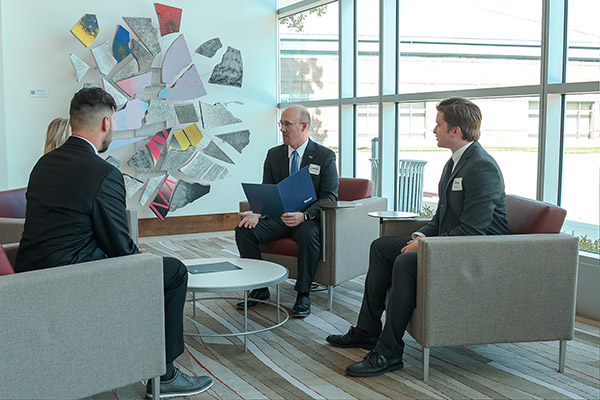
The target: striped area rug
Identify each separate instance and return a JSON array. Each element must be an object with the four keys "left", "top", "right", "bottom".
[{"left": 91, "top": 233, "right": 600, "bottom": 399}]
